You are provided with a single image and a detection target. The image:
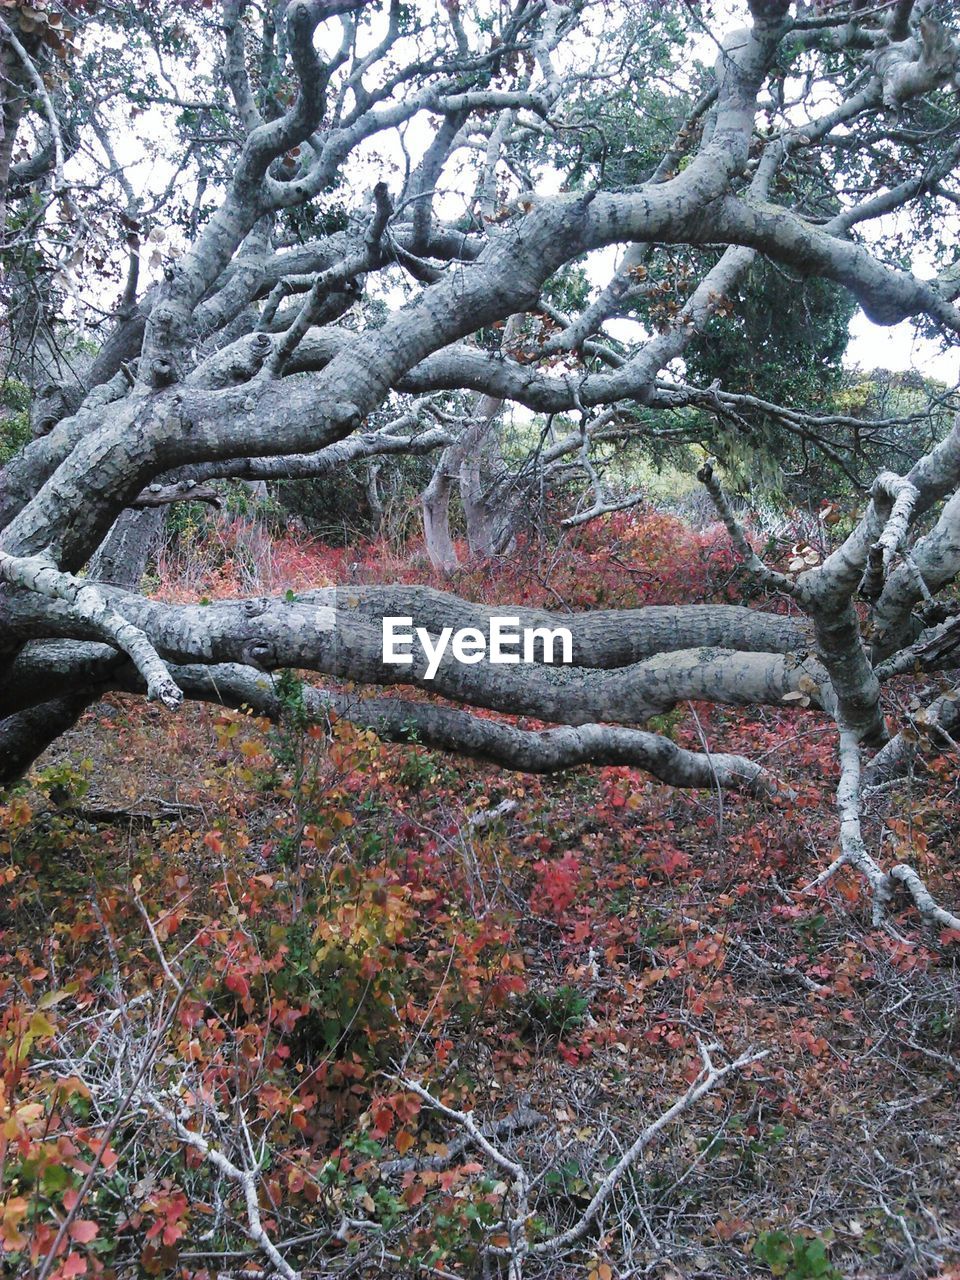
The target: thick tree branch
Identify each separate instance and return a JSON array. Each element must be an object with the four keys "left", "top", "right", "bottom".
[{"left": 0, "top": 552, "right": 182, "bottom": 709}]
